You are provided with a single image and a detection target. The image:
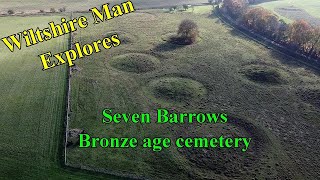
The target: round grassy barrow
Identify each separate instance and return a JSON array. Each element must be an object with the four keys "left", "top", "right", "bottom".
[
  {"left": 147, "top": 77, "right": 207, "bottom": 103},
  {"left": 109, "top": 53, "right": 161, "bottom": 73}
]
